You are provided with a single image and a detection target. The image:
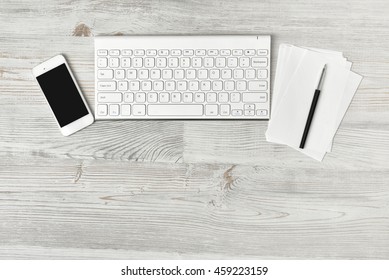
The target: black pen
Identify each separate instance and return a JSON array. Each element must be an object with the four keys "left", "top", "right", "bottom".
[{"left": 299, "top": 64, "right": 327, "bottom": 149}]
